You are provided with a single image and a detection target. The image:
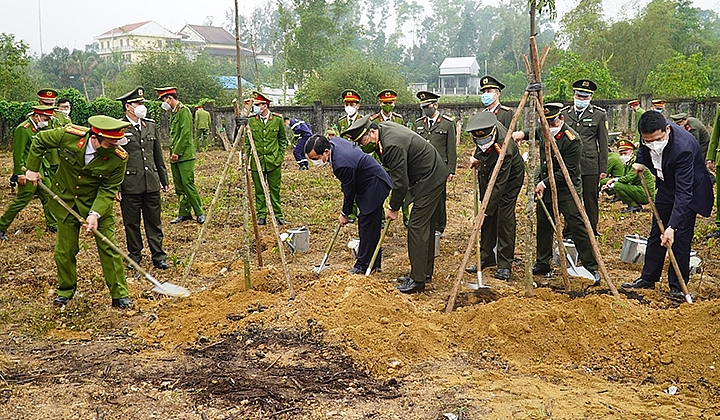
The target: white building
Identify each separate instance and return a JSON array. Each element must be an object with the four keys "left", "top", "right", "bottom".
[
  {"left": 438, "top": 57, "right": 482, "bottom": 95},
  {"left": 94, "top": 21, "right": 181, "bottom": 63}
]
